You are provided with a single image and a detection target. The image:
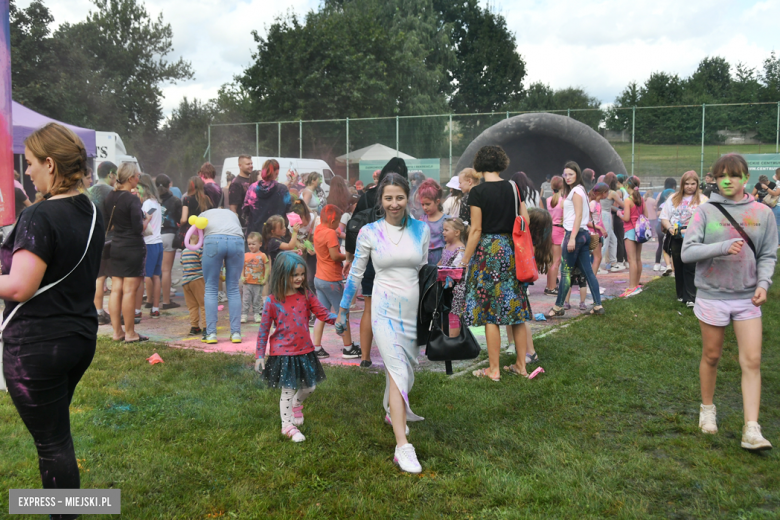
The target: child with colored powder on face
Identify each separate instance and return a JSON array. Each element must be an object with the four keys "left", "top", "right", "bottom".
[
  {"left": 254, "top": 252, "right": 337, "bottom": 443},
  {"left": 418, "top": 178, "right": 449, "bottom": 265},
  {"left": 262, "top": 215, "right": 302, "bottom": 265},
  {"left": 311, "top": 204, "right": 360, "bottom": 359},
  {"left": 682, "top": 153, "right": 778, "bottom": 451},
  {"left": 241, "top": 232, "right": 270, "bottom": 324}
]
